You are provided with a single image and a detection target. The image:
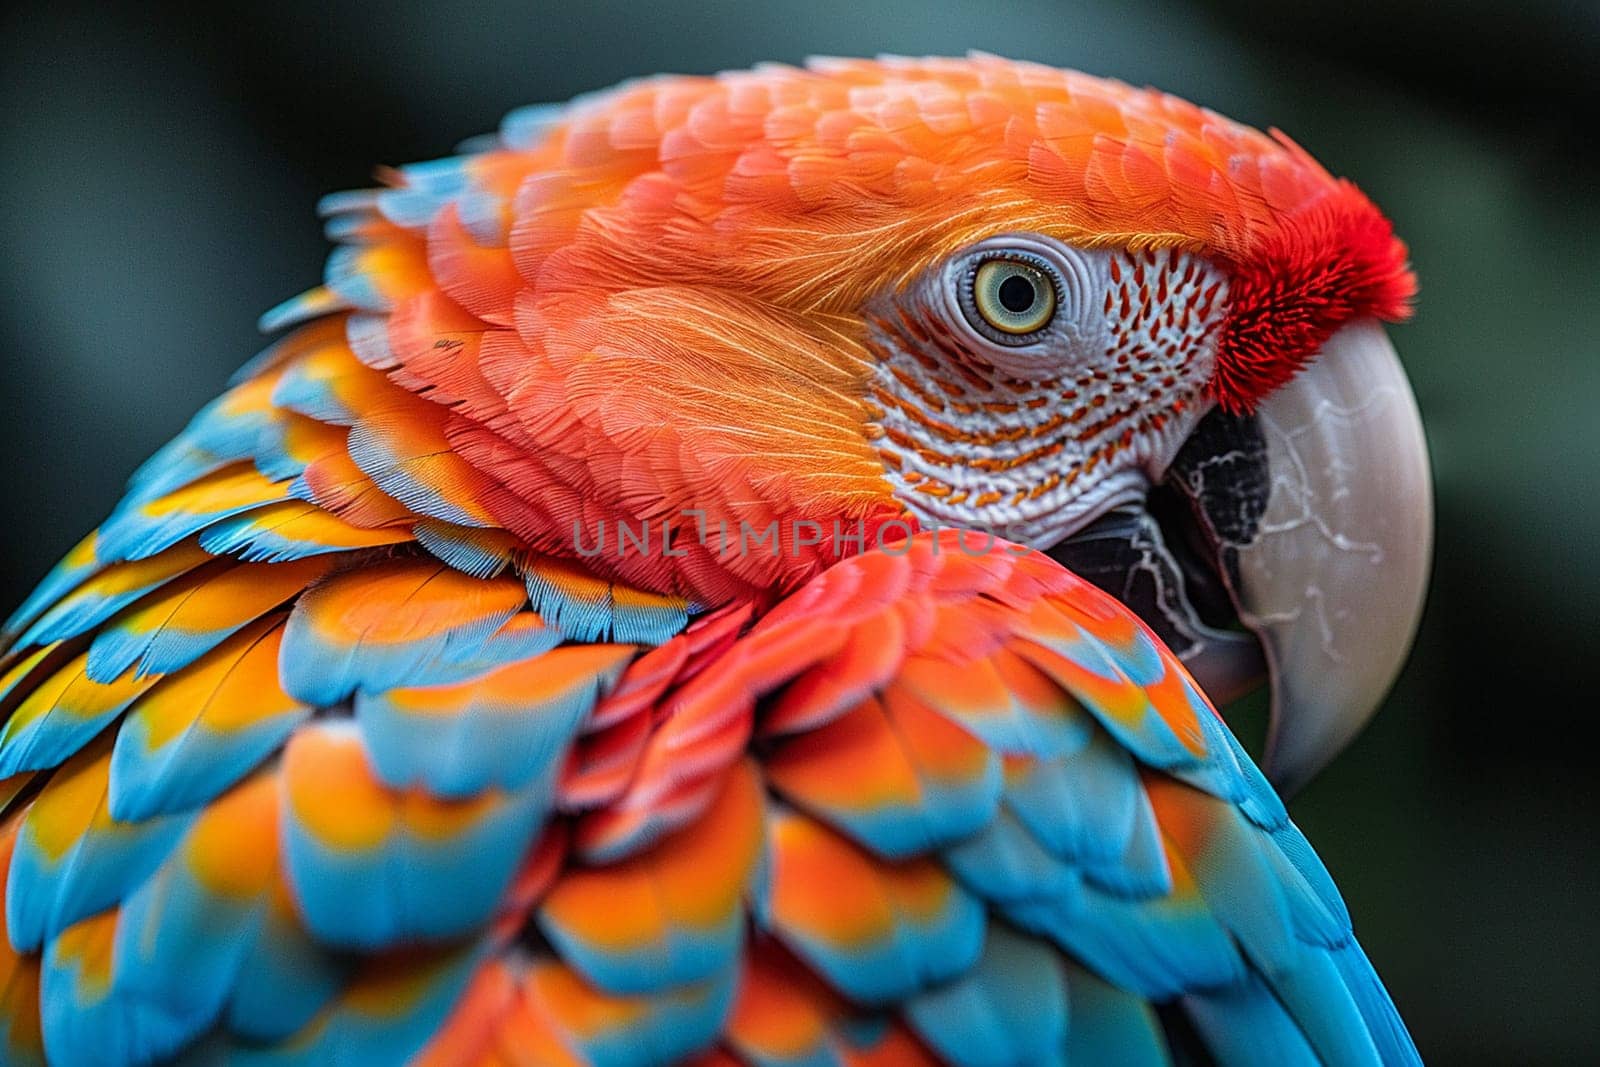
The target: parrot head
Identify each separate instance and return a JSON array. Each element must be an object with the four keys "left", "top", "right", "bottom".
[{"left": 380, "top": 55, "right": 1429, "bottom": 792}]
